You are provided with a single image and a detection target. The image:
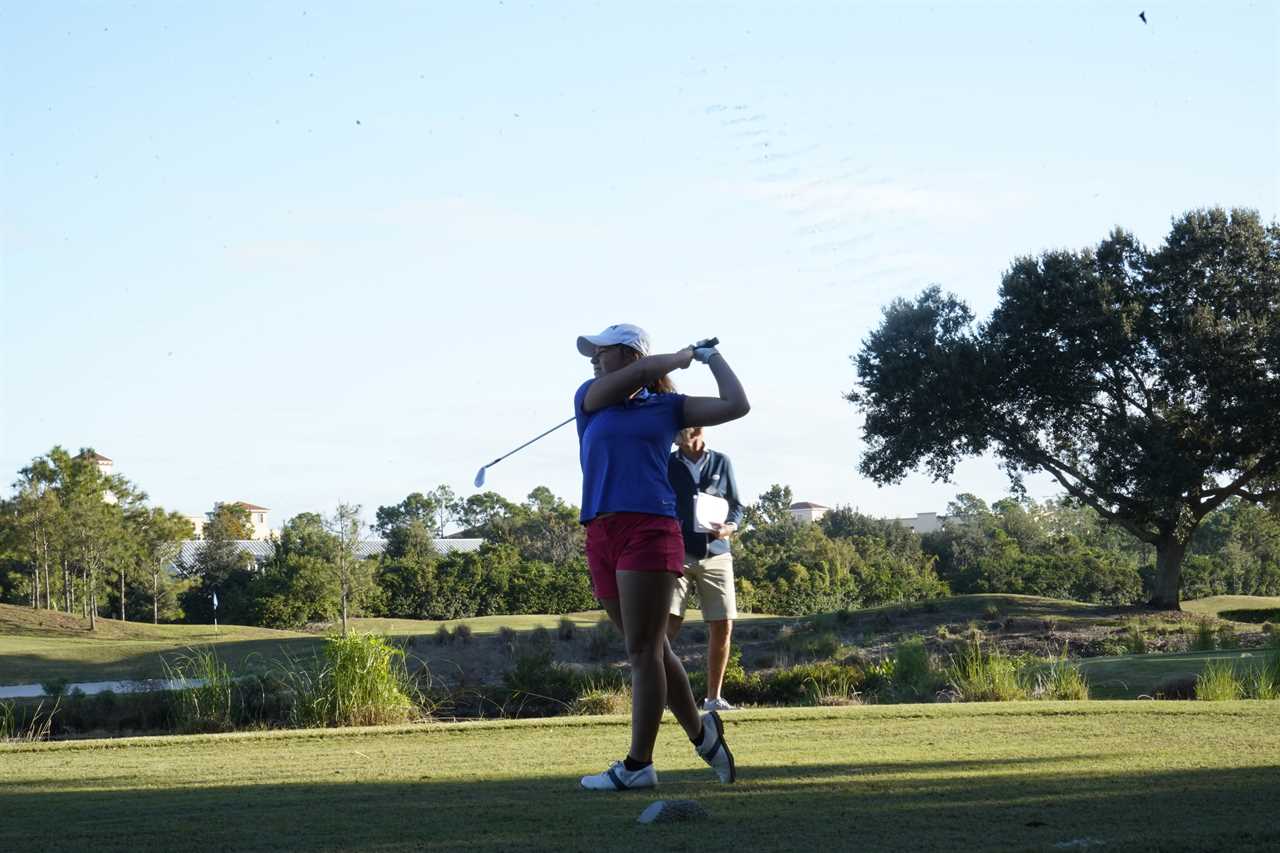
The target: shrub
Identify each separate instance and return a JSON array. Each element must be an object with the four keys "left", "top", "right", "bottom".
[
  {"left": 1217, "top": 623, "right": 1240, "bottom": 650},
  {"left": 1196, "top": 660, "right": 1243, "bottom": 701},
  {"left": 1191, "top": 620, "right": 1217, "bottom": 652},
  {"left": 775, "top": 623, "right": 842, "bottom": 661},
  {"left": 891, "top": 636, "right": 939, "bottom": 700},
  {"left": 935, "top": 625, "right": 950, "bottom": 640},
  {"left": 454, "top": 624, "right": 473, "bottom": 644},
  {"left": 1123, "top": 621, "right": 1147, "bottom": 655},
  {"left": 497, "top": 626, "right": 519, "bottom": 656},
  {"left": 861, "top": 658, "right": 895, "bottom": 696},
  {"left": 946, "top": 642, "right": 1027, "bottom": 702},
  {"left": 164, "top": 646, "right": 235, "bottom": 733},
  {"left": 587, "top": 620, "right": 620, "bottom": 661},
  {"left": 40, "top": 678, "right": 70, "bottom": 697},
  {"left": 529, "top": 626, "right": 554, "bottom": 654},
  {"left": 503, "top": 649, "right": 578, "bottom": 715},
  {"left": 557, "top": 616, "right": 576, "bottom": 641},
  {"left": 434, "top": 624, "right": 454, "bottom": 646},
  {"left": 758, "top": 662, "right": 862, "bottom": 705},
  {"left": 982, "top": 603, "right": 1001, "bottom": 621}
]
